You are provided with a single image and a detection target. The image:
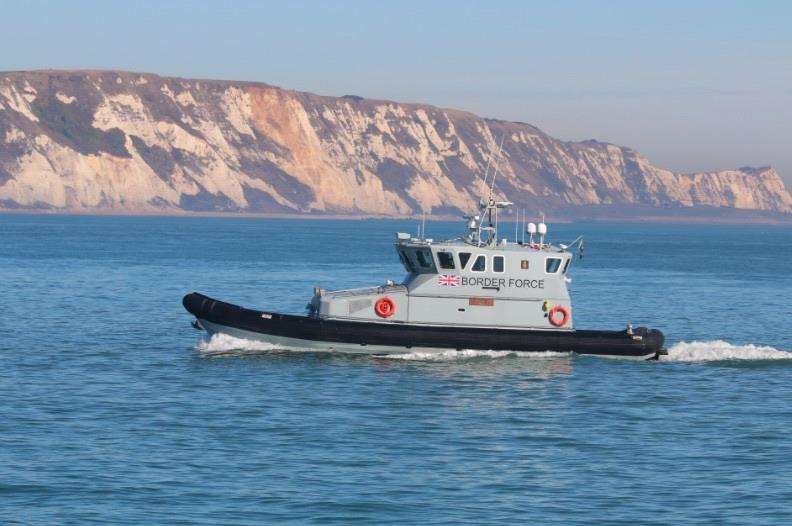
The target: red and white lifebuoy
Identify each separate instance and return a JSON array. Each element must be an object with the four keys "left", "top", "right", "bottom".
[
  {"left": 374, "top": 297, "right": 396, "bottom": 318},
  {"left": 548, "top": 305, "right": 570, "bottom": 327}
]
